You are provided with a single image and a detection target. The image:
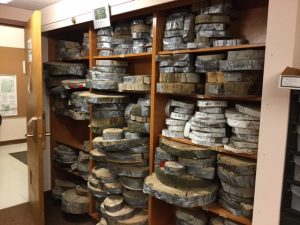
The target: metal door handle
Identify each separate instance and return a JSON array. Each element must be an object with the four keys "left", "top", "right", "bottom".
[
  {"left": 45, "top": 132, "right": 51, "bottom": 136},
  {"left": 25, "top": 134, "right": 34, "bottom": 137}
]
